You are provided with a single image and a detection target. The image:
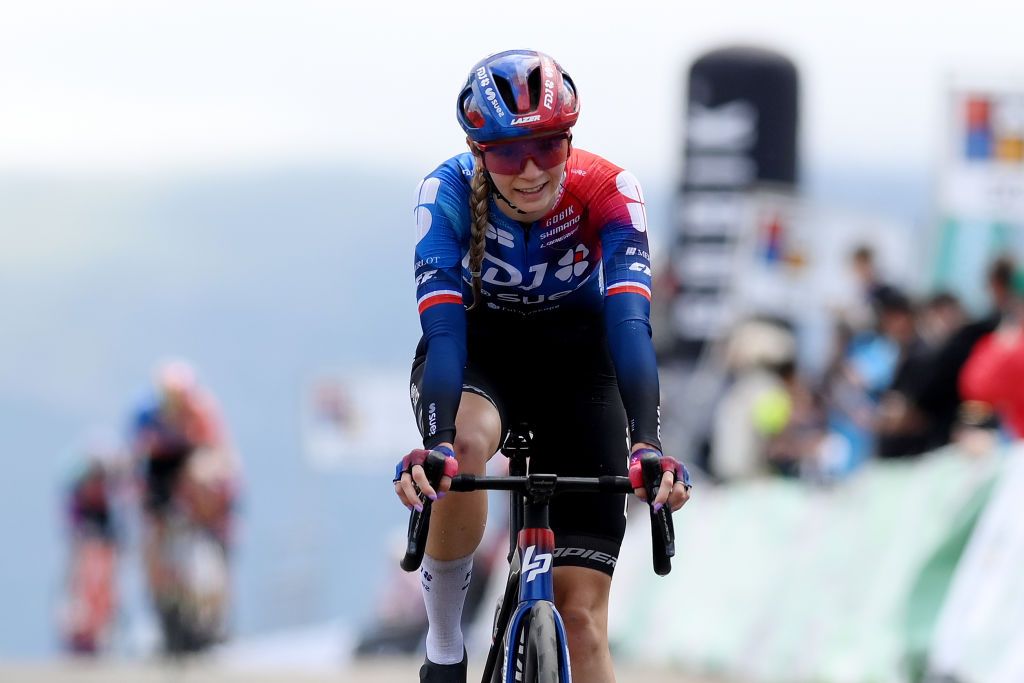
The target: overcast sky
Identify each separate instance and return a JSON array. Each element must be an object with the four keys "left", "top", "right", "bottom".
[{"left": 2, "top": 0, "right": 1023, "bottom": 180}]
